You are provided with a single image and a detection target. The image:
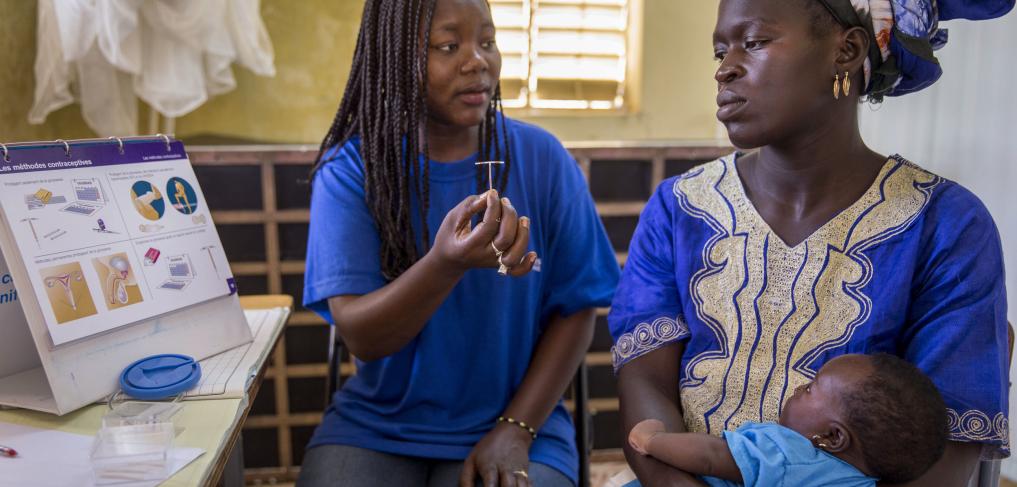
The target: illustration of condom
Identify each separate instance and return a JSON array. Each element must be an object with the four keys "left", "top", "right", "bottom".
[
  {"left": 131, "top": 186, "right": 164, "bottom": 220},
  {"left": 173, "top": 181, "right": 192, "bottom": 213},
  {"left": 105, "top": 256, "right": 131, "bottom": 305},
  {"left": 45, "top": 271, "right": 84, "bottom": 310},
  {"left": 134, "top": 190, "right": 158, "bottom": 207}
]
